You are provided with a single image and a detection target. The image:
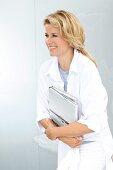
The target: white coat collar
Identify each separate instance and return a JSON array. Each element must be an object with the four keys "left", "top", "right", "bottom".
[
  {"left": 45, "top": 50, "right": 79, "bottom": 81},
  {"left": 45, "top": 57, "right": 62, "bottom": 81}
]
